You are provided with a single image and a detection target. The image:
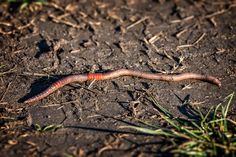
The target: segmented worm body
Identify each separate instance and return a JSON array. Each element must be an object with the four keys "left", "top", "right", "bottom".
[{"left": 24, "top": 69, "right": 221, "bottom": 103}]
